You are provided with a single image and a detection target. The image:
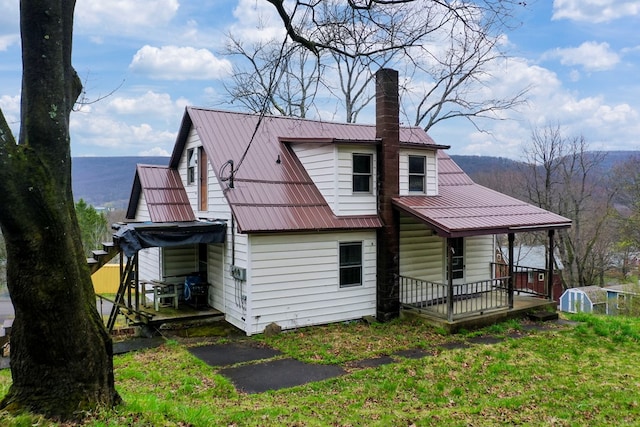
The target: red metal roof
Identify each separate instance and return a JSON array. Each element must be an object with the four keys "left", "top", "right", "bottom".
[
  {"left": 129, "top": 107, "right": 569, "bottom": 236},
  {"left": 393, "top": 151, "right": 572, "bottom": 237},
  {"left": 134, "top": 165, "right": 196, "bottom": 222},
  {"left": 177, "top": 108, "right": 438, "bottom": 233}
]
